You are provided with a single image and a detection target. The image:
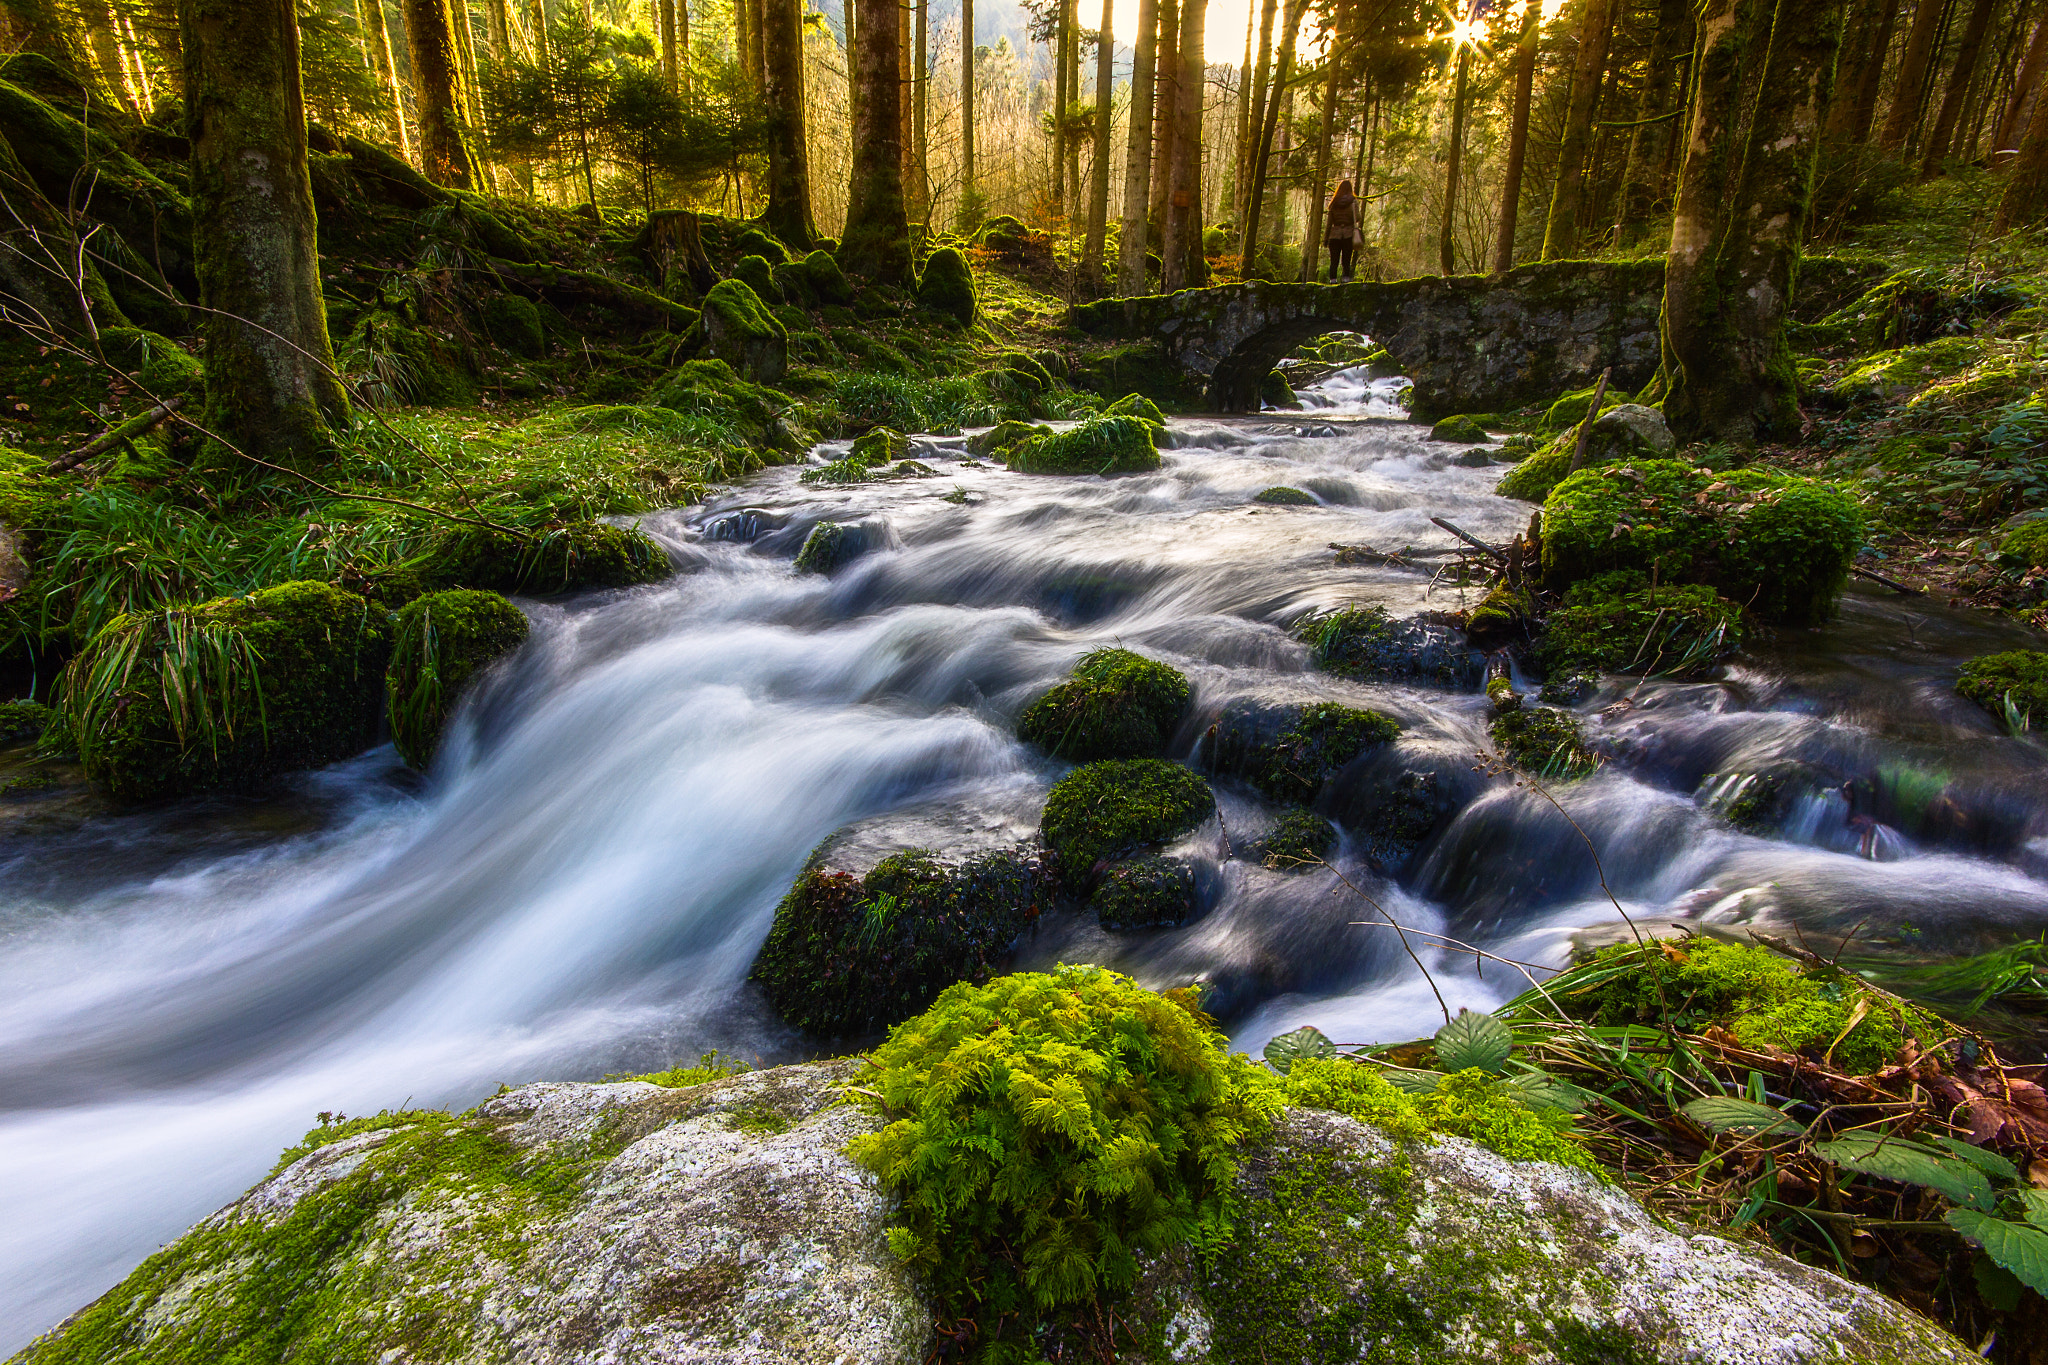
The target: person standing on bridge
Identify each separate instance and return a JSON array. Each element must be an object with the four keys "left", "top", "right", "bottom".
[{"left": 1325, "top": 181, "right": 1360, "bottom": 281}]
